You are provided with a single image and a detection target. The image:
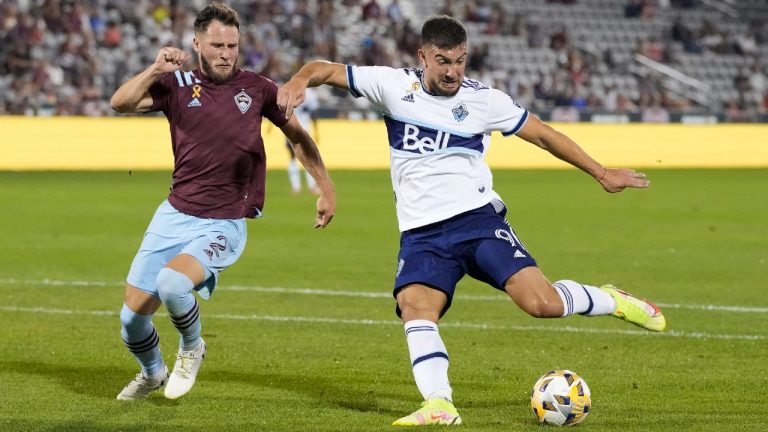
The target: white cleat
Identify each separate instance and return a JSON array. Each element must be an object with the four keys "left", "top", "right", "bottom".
[
  {"left": 164, "top": 339, "right": 206, "bottom": 399},
  {"left": 117, "top": 366, "right": 170, "bottom": 400}
]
